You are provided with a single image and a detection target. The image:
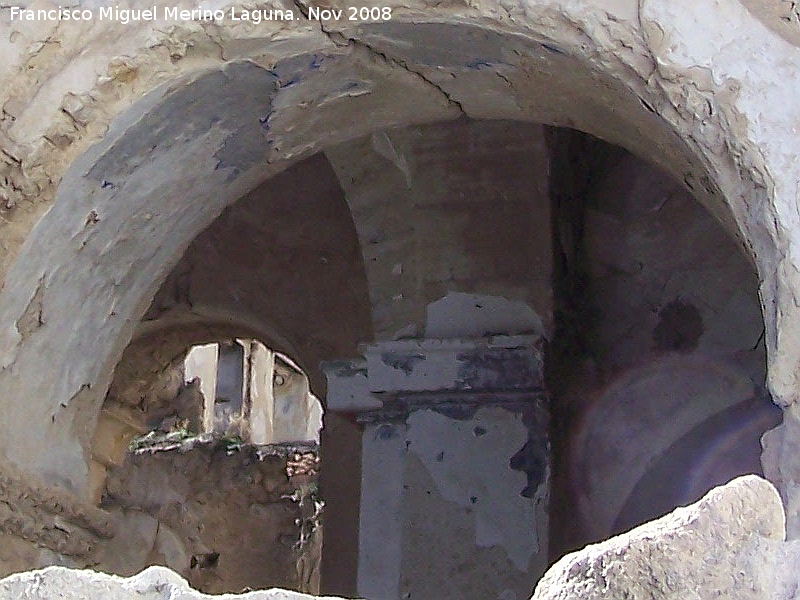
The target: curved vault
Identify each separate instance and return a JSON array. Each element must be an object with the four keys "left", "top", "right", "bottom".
[
  {"left": 0, "top": 7, "right": 785, "bottom": 518},
  {"left": 105, "top": 152, "right": 373, "bottom": 412}
]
